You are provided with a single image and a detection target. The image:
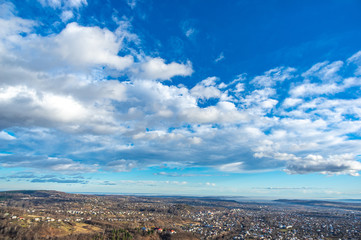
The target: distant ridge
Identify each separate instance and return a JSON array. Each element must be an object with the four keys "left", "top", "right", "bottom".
[
  {"left": 0, "top": 190, "right": 242, "bottom": 202},
  {"left": 275, "top": 199, "right": 361, "bottom": 211},
  {"left": 0, "top": 190, "right": 80, "bottom": 199},
  {"left": 1, "top": 190, "right": 62, "bottom": 194}
]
